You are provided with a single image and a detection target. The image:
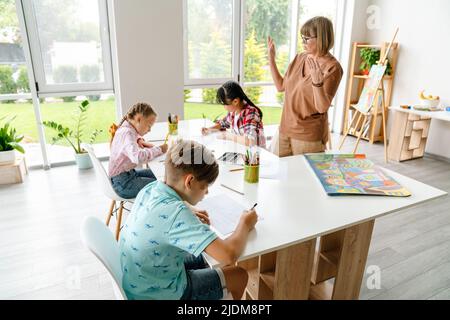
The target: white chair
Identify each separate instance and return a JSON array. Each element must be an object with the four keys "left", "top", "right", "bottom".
[
  {"left": 82, "top": 143, "right": 134, "bottom": 240},
  {"left": 80, "top": 216, "right": 127, "bottom": 300}
]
